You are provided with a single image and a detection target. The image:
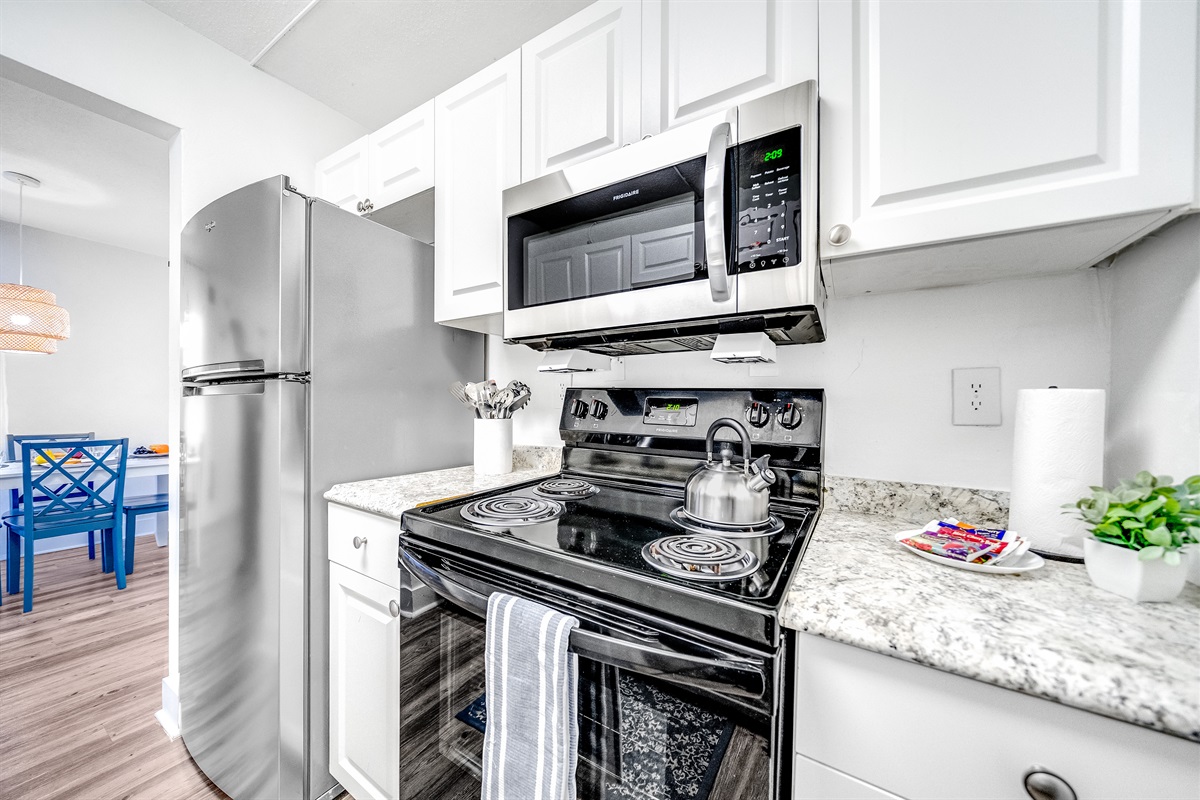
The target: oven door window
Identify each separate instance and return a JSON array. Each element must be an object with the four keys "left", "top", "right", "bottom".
[
  {"left": 399, "top": 603, "right": 772, "bottom": 800},
  {"left": 507, "top": 155, "right": 712, "bottom": 311}
]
